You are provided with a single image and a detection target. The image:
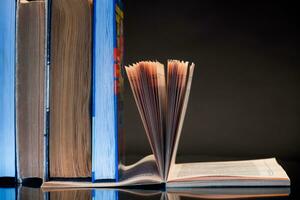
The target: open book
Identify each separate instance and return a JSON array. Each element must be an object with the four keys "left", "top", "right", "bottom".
[{"left": 42, "top": 60, "right": 289, "bottom": 188}]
